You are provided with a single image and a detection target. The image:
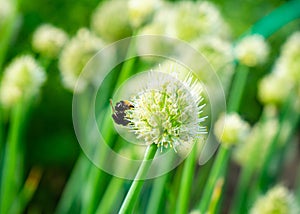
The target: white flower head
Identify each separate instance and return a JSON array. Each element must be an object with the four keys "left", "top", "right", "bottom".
[
  {"left": 258, "top": 73, "right": 292, "bottom": 105},
  {"left": 32, "top": 24, "right": 68, "bottom": 58},
  {"left": 275, "top": 31, "right": 300, "bottom": 83},
  {"left": 234, "top": 34, "right": 269, "bottom": 67},
  {"left": 0, "top": 55, "right": 46, "bottom": 107},
  {"left": 0, "top": 0, "right": 13, "bottom": 25},
  {"left": 250, "top": 185, "right": 300, "bottom": 214},
  {"left": 125, "top": 69, "right": 206, "bottom": 153},
  {"left": 174, "top": 1, "right": 230, "bottom": 41},
  {"left": 128, "top": 0, "right": 161, "bottom": 28},
  {"left": 59, "top": 28, "right": 104, "bottom": 93},
  {"left": 91, "top": 0, "right": 133, "bottom": 42},
  {"left": 214, "top": 113, "right": 250, "bottom": 148}
]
